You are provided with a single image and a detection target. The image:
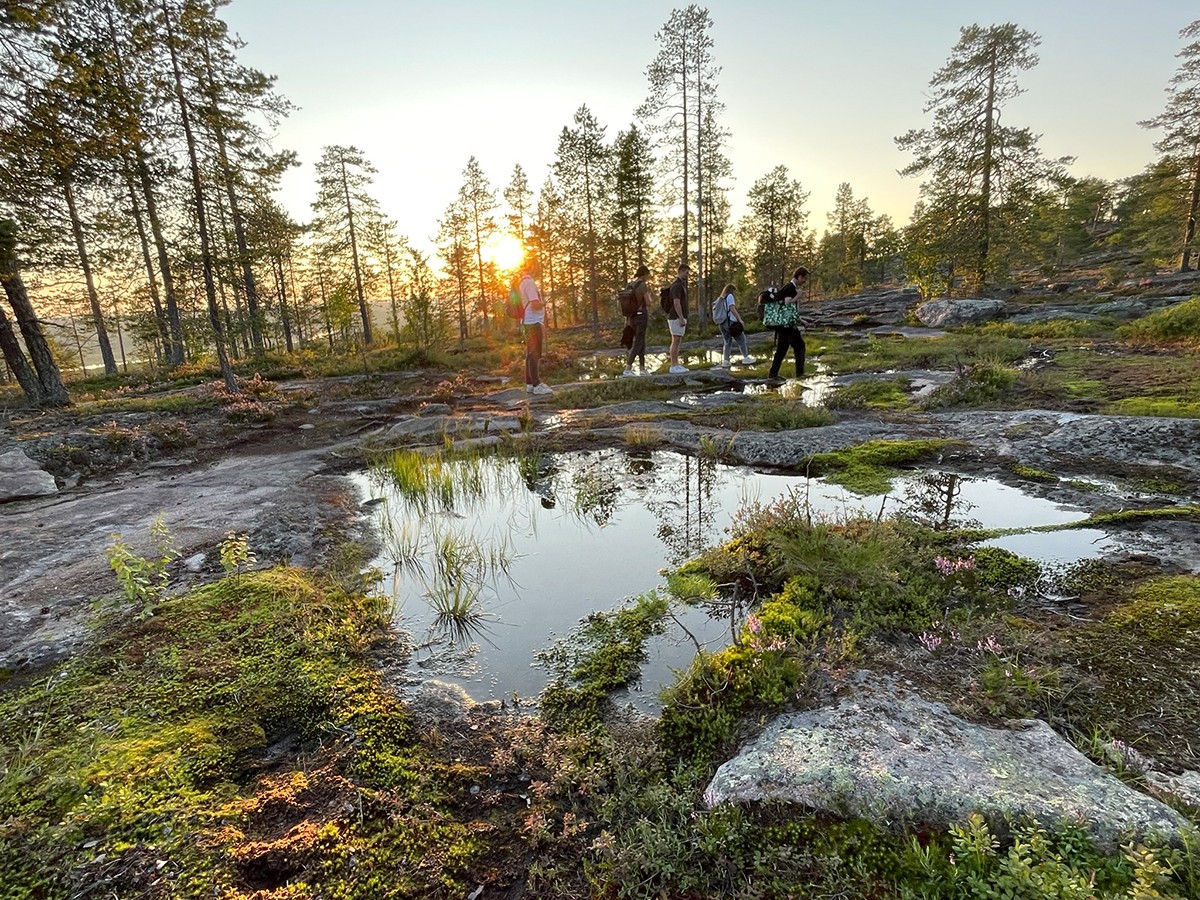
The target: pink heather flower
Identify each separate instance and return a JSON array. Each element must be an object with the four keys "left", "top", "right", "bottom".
[
  {"left": 935, "top": 555, "right": 977, "bottom": 577},
  {"left": 746, "top": 613, "right": 762, "bottom": 635},
  {"left": 976, "top": 634, "right": 1002, "bottom": 655}
]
